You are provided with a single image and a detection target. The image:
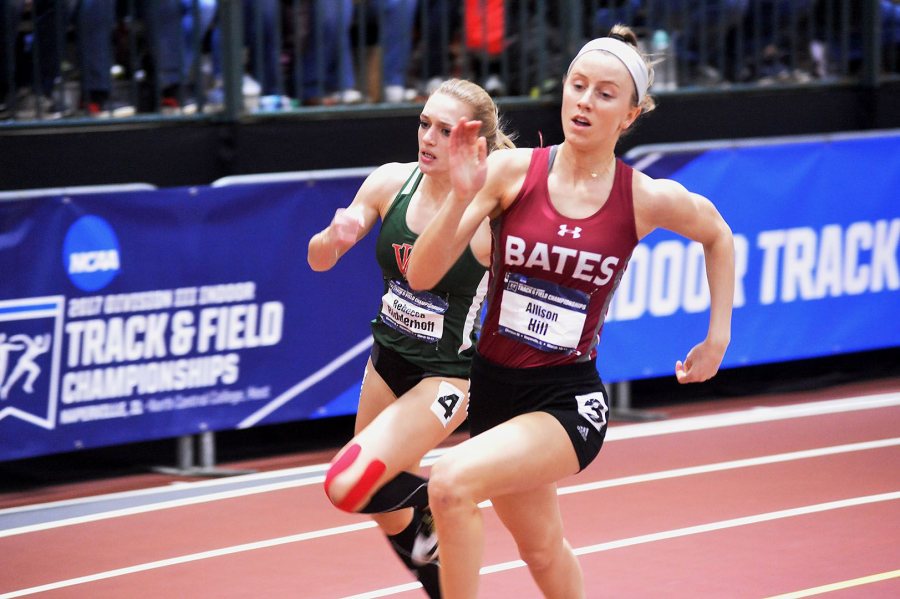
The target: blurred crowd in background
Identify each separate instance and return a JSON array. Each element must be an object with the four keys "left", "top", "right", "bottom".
[{"left": 2, "top": 0, "right": 899, "bottom": 122}]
